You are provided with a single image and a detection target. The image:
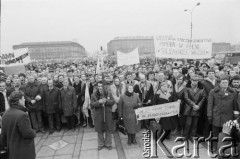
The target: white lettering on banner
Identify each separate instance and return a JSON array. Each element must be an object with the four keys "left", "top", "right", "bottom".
[
  {"left": 117, "top": 48, "right": 140, "bottom": 66},
  {"left": 154, "top": 36, "right": 212, "bottom": 59},
  {"left": 135, "top": 102, "right": 180, "bottom": 120}
]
